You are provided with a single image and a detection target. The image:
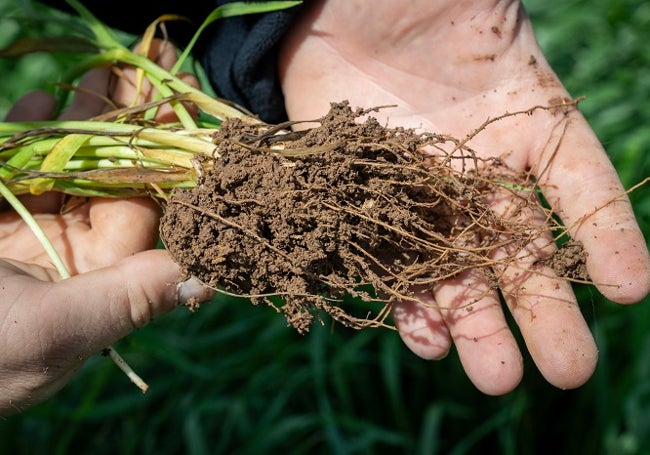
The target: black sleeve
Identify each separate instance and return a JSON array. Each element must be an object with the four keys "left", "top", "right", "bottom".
[
  {"left": 39, "top": 0, "right": 304, "bottom": 123},
  {"left": 198, "top": 2, "right": 303, "bottom": 124}
]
